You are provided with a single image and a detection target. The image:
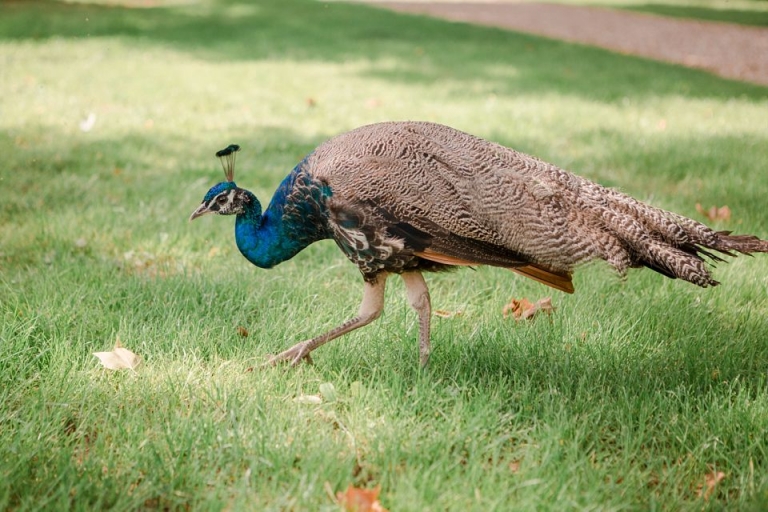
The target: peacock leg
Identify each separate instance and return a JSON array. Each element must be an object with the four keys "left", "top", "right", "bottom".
[
  {"left": 401, "top": 271, "right": 432, "bottom": 367},
  {"left": 264, "top": 273, "right": 388, "bottom": 367}
]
